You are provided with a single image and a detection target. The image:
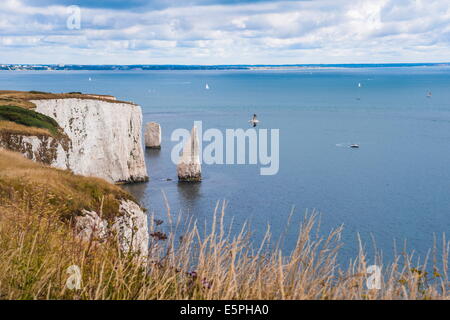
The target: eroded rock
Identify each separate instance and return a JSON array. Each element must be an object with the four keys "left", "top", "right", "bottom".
[
  {"left": 177, "top": 126, "right": 201, "bottom": 182},
  {"left": 145, "top": 122, "right": 161, "bottom": 149}
]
